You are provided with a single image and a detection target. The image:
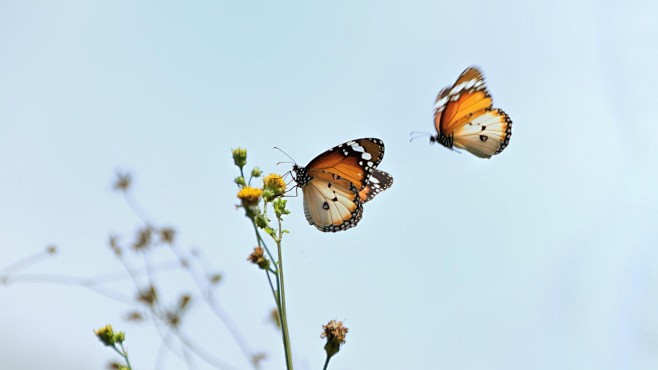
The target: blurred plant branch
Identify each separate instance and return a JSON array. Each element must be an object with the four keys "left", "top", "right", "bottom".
[{"left": 1, "top": 171, "right": 265, "bottom": 370}]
